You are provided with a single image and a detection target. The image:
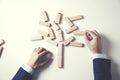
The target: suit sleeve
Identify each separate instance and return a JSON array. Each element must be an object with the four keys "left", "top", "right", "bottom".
[
  {"left": 12, "top": 67, "right": 33, "bottom": 80},
  {"left": 93, "top": 58, "right": 112, "bottom": 80}
]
